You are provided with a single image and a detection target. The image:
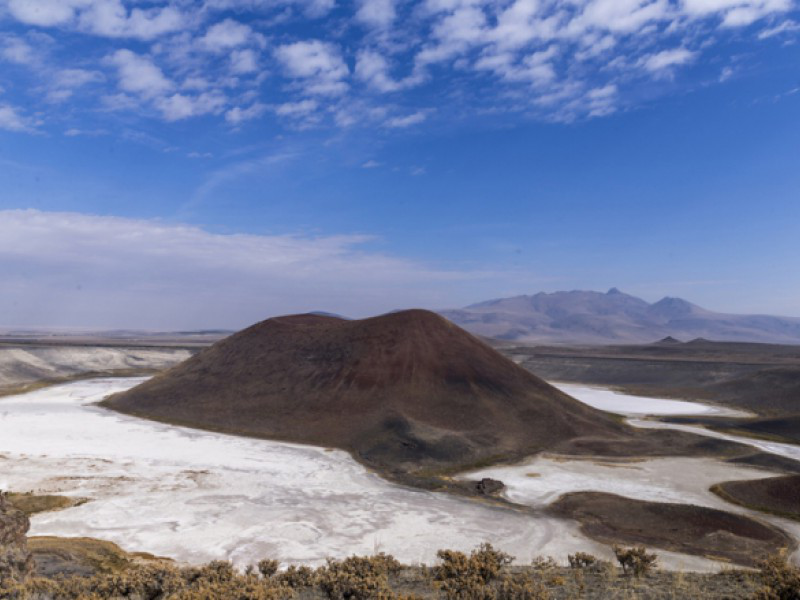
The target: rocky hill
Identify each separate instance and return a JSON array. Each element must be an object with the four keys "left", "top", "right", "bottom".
[{"left": 104, "top": 310, "right": 636, "bottom": 480}]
